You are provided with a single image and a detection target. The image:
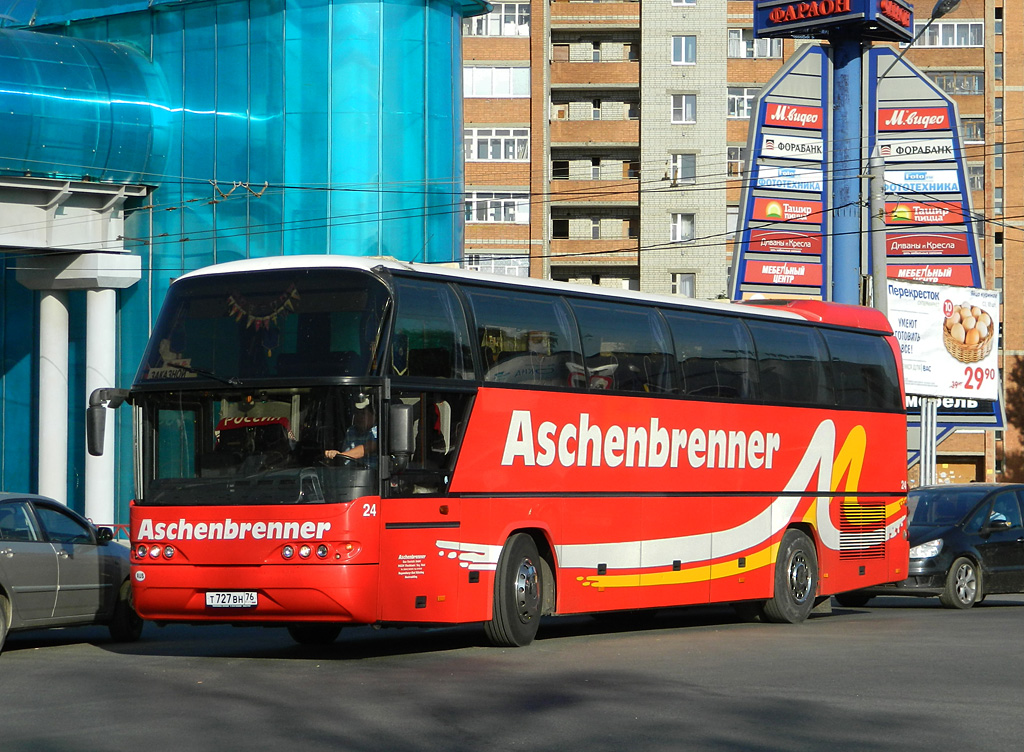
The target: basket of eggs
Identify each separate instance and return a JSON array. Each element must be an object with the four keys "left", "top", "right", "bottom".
[{"left": 943, "top": 303, "right": 993, "bottom": 363}]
